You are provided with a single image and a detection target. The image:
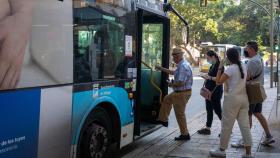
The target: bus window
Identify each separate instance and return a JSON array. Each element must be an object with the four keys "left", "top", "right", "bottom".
[
  {"left": 96, "top": 0, "right": 124, "bottom": 7},
  {"left": 141, "top": 23, "right": 163, "bottom": 111},
  {"left": 73, "top": 5, "right": 126, "bottom": 82},
  {"left": 142, "top": 24, "right": 163, "bottom": 67}
]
